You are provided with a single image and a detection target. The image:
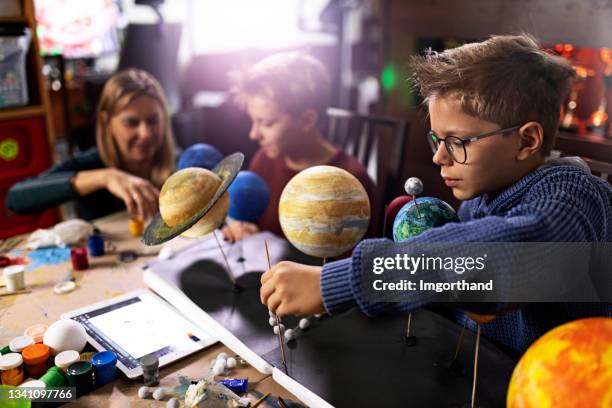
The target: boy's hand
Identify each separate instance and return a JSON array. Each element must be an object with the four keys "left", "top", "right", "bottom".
[
  {"left": 260, "top": 261, "right": 325, "bottom": 317},
  {"left": 221, "top": 221, "right": 259, "bottom": 241}
]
